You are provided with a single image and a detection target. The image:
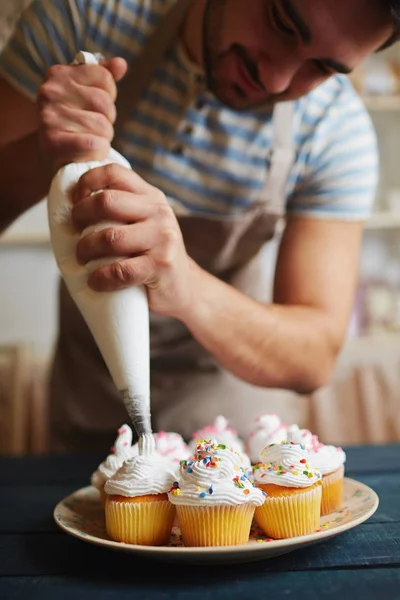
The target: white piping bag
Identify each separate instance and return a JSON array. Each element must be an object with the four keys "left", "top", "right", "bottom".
[{"left": 47, "top": 51, "right": 153, "bottom": 451}]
